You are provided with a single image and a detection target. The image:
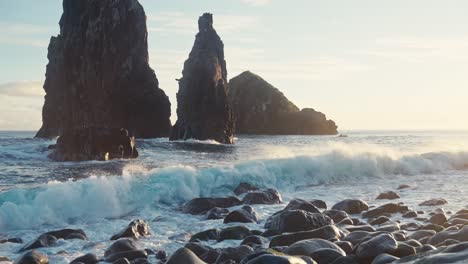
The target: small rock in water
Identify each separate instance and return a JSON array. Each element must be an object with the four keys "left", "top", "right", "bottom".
[
  {"left": 181, "top": 197, "right": 242, "bottom": 215},
  {"left": 242, "top": 188, "right": 282, "bottom": 205},
  {"left": 402, "top": 211, "right": 418, "bottom": 218},
  {"left": 206, "top": 207, "right": 230, "bottom": 220},
  {"left": 376, "top": 191, "right": 400, "bottom": 200},
  {"left": 224, "top": 206, "right": 258, "bottom": 224},
  {"left": 362, "top": 203, "right": 407, "bottom": 218},
  {"left": 70, "top": 253, "right": 99, "bottom": 264},
  {"left": 218, "top": 226, "right": 252, "bottom": 241},
  {"left": 397, "top": 184, "right": 411, "bottom": 190},
  {"left": 233, "top": 182, "right": 259, "bottom": 195},
  {"left": 111, "top": 219, "right": 150, "bottom": 240},
  {"left": 309, "top": 199, "right": 328, "bottom": 209},
  {"left": 269, "top": 225, "right": 343, "bottom": 247},
  {"left": 0, "top": 237, "right": 22, "bottom": 244},
  {"left": 14, "top": 250, "right": 48, "bottom": 264},
  {"left": 332, "top": 199, "right": 369, "bottom": 214},
  {"left": 419, "top": 198, "right": 448, "bottom": 206}
]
